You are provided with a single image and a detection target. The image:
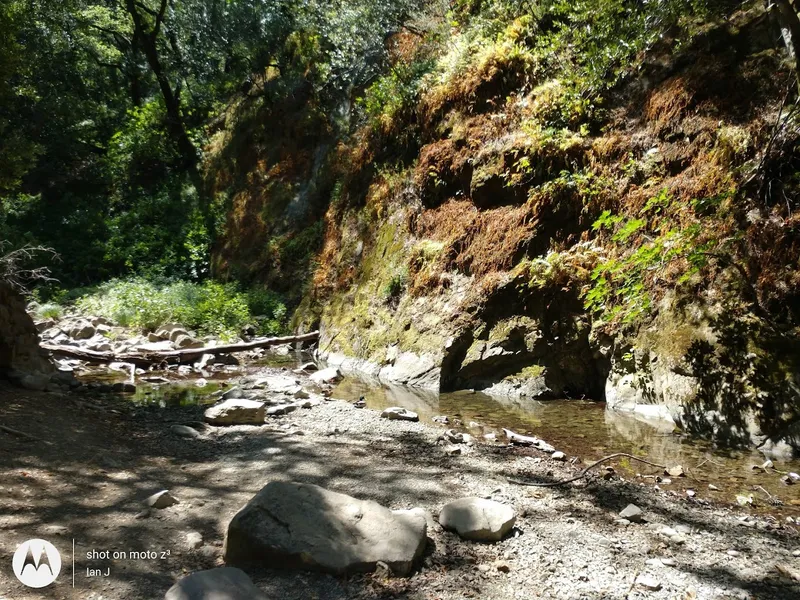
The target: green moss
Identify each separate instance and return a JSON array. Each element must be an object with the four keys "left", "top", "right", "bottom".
[{"left": 505, "top": 364, "right": 546, "bottom": 381}]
